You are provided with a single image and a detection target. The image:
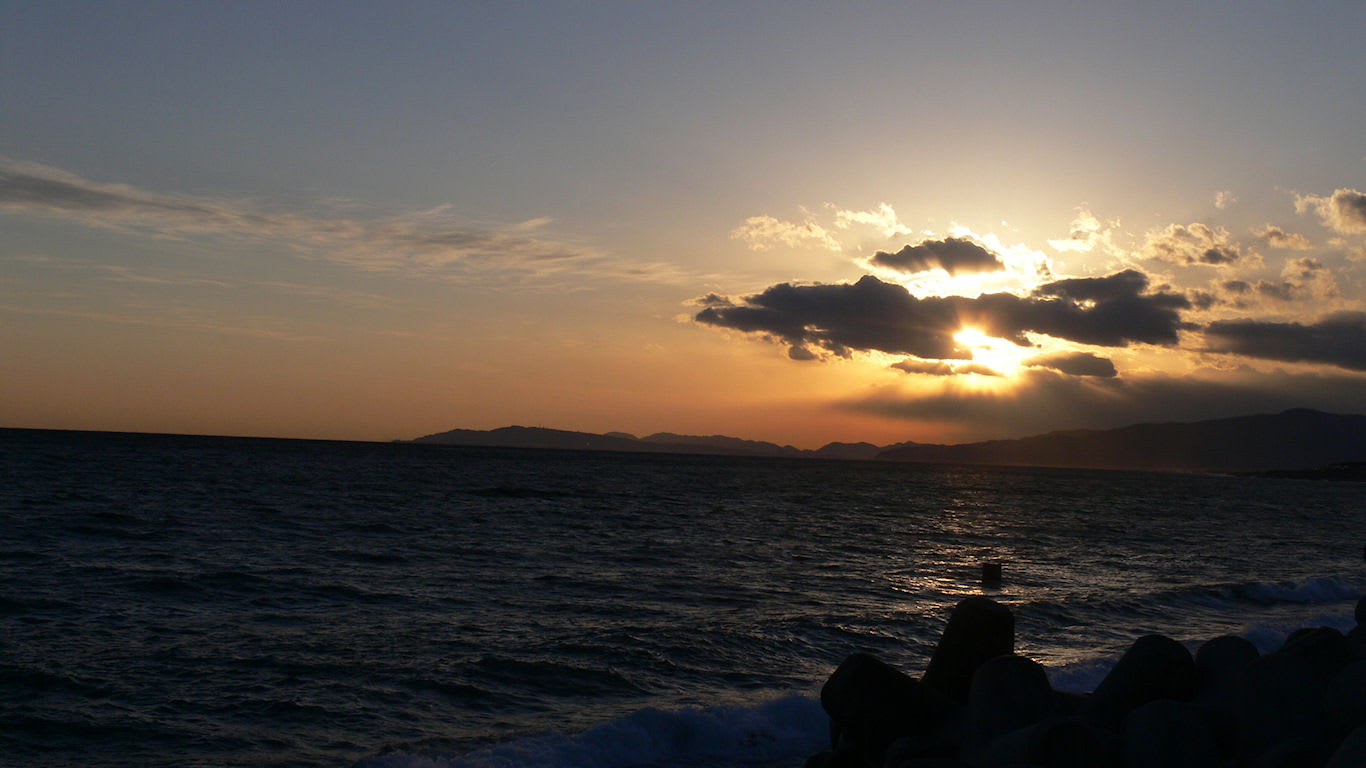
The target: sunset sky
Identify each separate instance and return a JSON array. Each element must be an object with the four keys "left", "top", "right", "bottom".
[{"left": 5, "top": 2, "right": 1366, "bottom": 447}]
